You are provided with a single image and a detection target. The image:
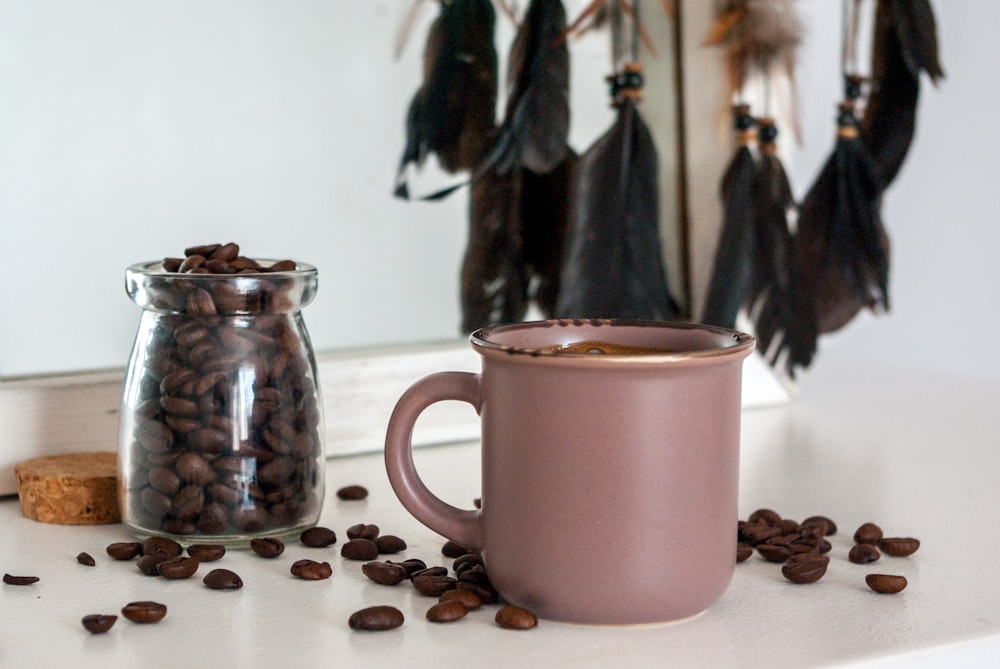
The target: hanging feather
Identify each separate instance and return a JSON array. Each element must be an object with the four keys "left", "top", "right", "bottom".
[
  {"left": 394, "top": 0, "right": 498, "bottom": 199},
  {"left": 701, "top": 104, "right": 757, "bottom": 329},
  {"left": 748, "top": 118, "right": 816, "bottom": 377},
  {"left": 860, "top": 0, "right": 944, "bottom": 191},
  {"left": 556, "top": 65, "right": 680, "bottom": 321},
  {"left": 795, "top": 94, "right": 890, "bottom": 334}
]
